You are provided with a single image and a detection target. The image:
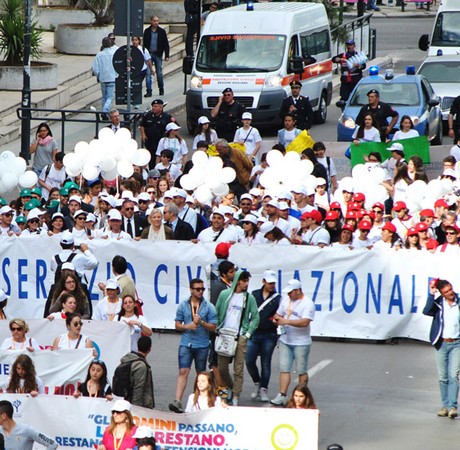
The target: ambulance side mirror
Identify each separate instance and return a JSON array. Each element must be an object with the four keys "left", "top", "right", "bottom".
[{"left": 182, "top": 56, "right": 194, "bottom": 75}]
